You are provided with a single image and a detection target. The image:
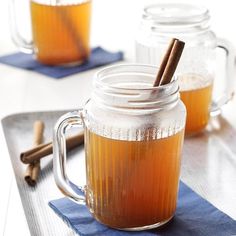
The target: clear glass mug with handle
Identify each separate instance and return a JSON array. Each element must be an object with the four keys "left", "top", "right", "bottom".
[
  {"left": 9, "top": 0, "right": 91, "bottom": 65},
  {"left": 135, "top": 3, "right": 235, "bottom": 135},
  {"left": 53, "top": 64, "right": 186, "bottom": 230}
]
